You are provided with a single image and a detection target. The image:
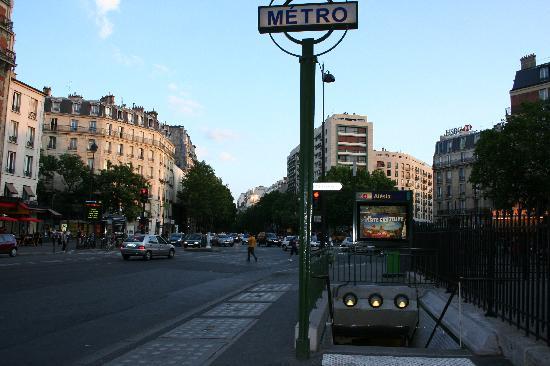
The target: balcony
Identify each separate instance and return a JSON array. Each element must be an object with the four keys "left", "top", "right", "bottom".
[
  {"left": 127, "top": 154, "right": 134, "bottom": 158},
  {"left": 5, "top": 167, "right": 14, "bottom": 174},
  {"left": 0, "top": 15, "right": 13, "bottom": 33},
  {"left": 434, "top": 157, "right": 475, "bottom": 168},
  {"left": 0, "top": 47, "right": 16, "bottom": 67},
  {"left": 47, "top": 144, "right": 56, "bottom": 150},
  {"left": 24, "top": 171, "right": 32, "bottom": 177},
  {"left": 8, "top": 135, "right": 17, "bottom": 143},
  {"left": 68, "top": 146, "right": 77, "bottom": 151},
  {"left": 26, "top": 140, "right": 34, "bottom": 148}
]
